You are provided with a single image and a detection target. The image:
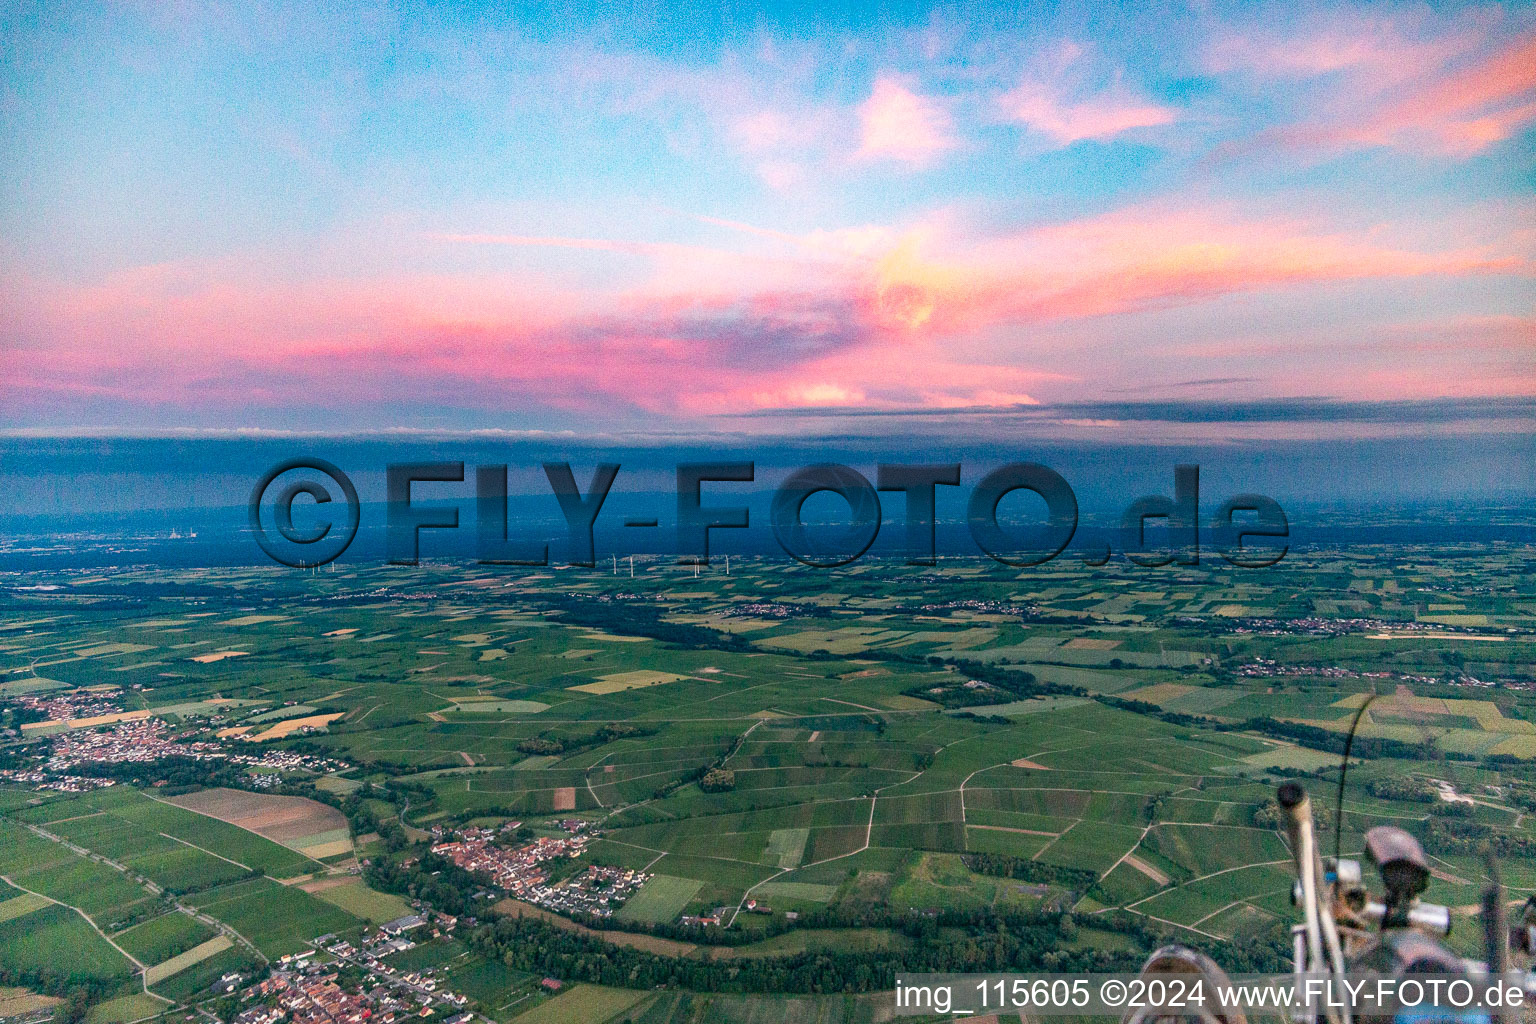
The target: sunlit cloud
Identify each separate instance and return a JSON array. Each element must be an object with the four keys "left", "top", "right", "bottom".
[
  {"left": 1210, "top": 16, "right": 1536, "bottom": 156},
  {"left": 855, "top": 77, "right": 958, "bottom": 165},
  {"left": 1003, "top": 83, "right": 1176, "bottom": 145}
]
